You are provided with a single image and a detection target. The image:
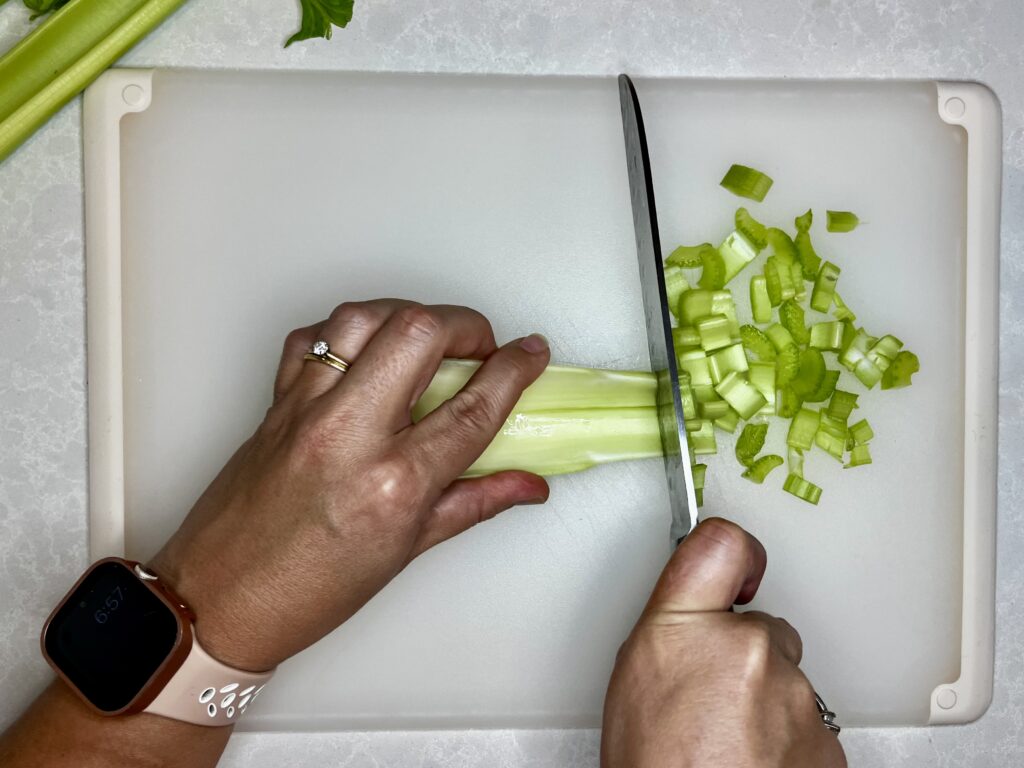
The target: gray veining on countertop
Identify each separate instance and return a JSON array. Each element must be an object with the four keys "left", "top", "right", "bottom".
[{"left": 1, "top": 0, "right": 1022, "bottom": 764}]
